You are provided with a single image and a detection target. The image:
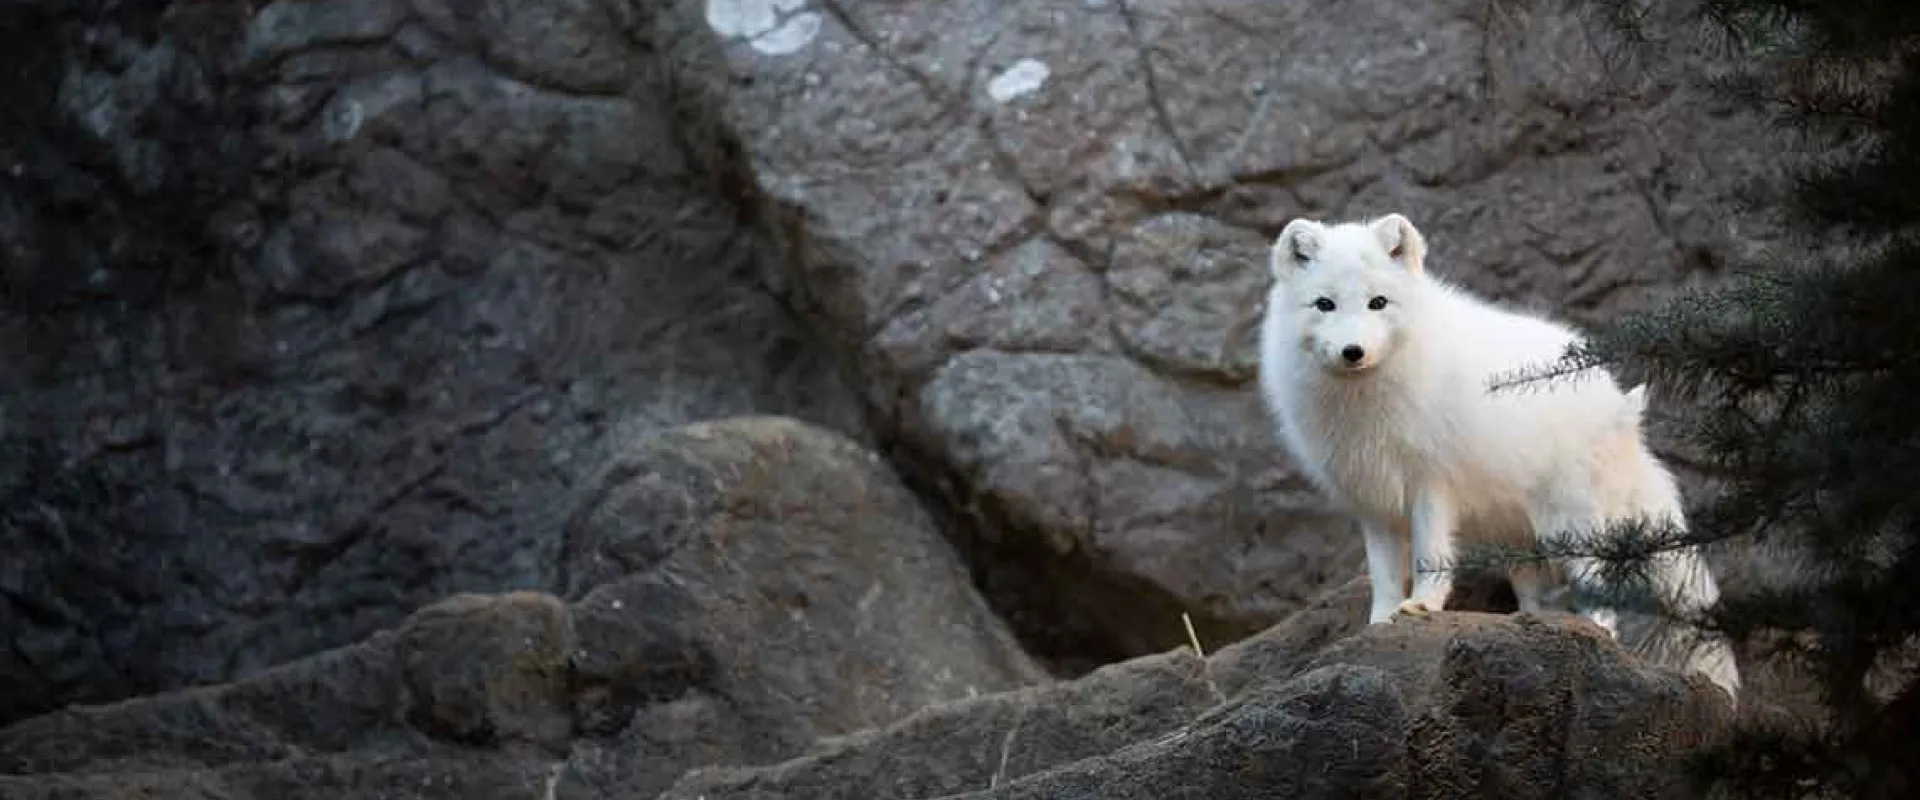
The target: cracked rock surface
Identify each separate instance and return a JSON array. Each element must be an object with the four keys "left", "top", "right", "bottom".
[
  {"left": 0, "top": 0, "right": 863, "bottom": 723},
  {"left": 3, "top": 0, "right": 1786, "bottom": 770},
  {"left": 651, "top": 0, "right": 1787, "bottom": 665},
  {"left": 0, "top": 556, "right": 1735, "bottom": 800},
  {"left": 659, "top": 583, "right": 1736, "bottom": 800},
  {"left": 0, "top": 416, "right": 1045, "bottom": 798}
]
